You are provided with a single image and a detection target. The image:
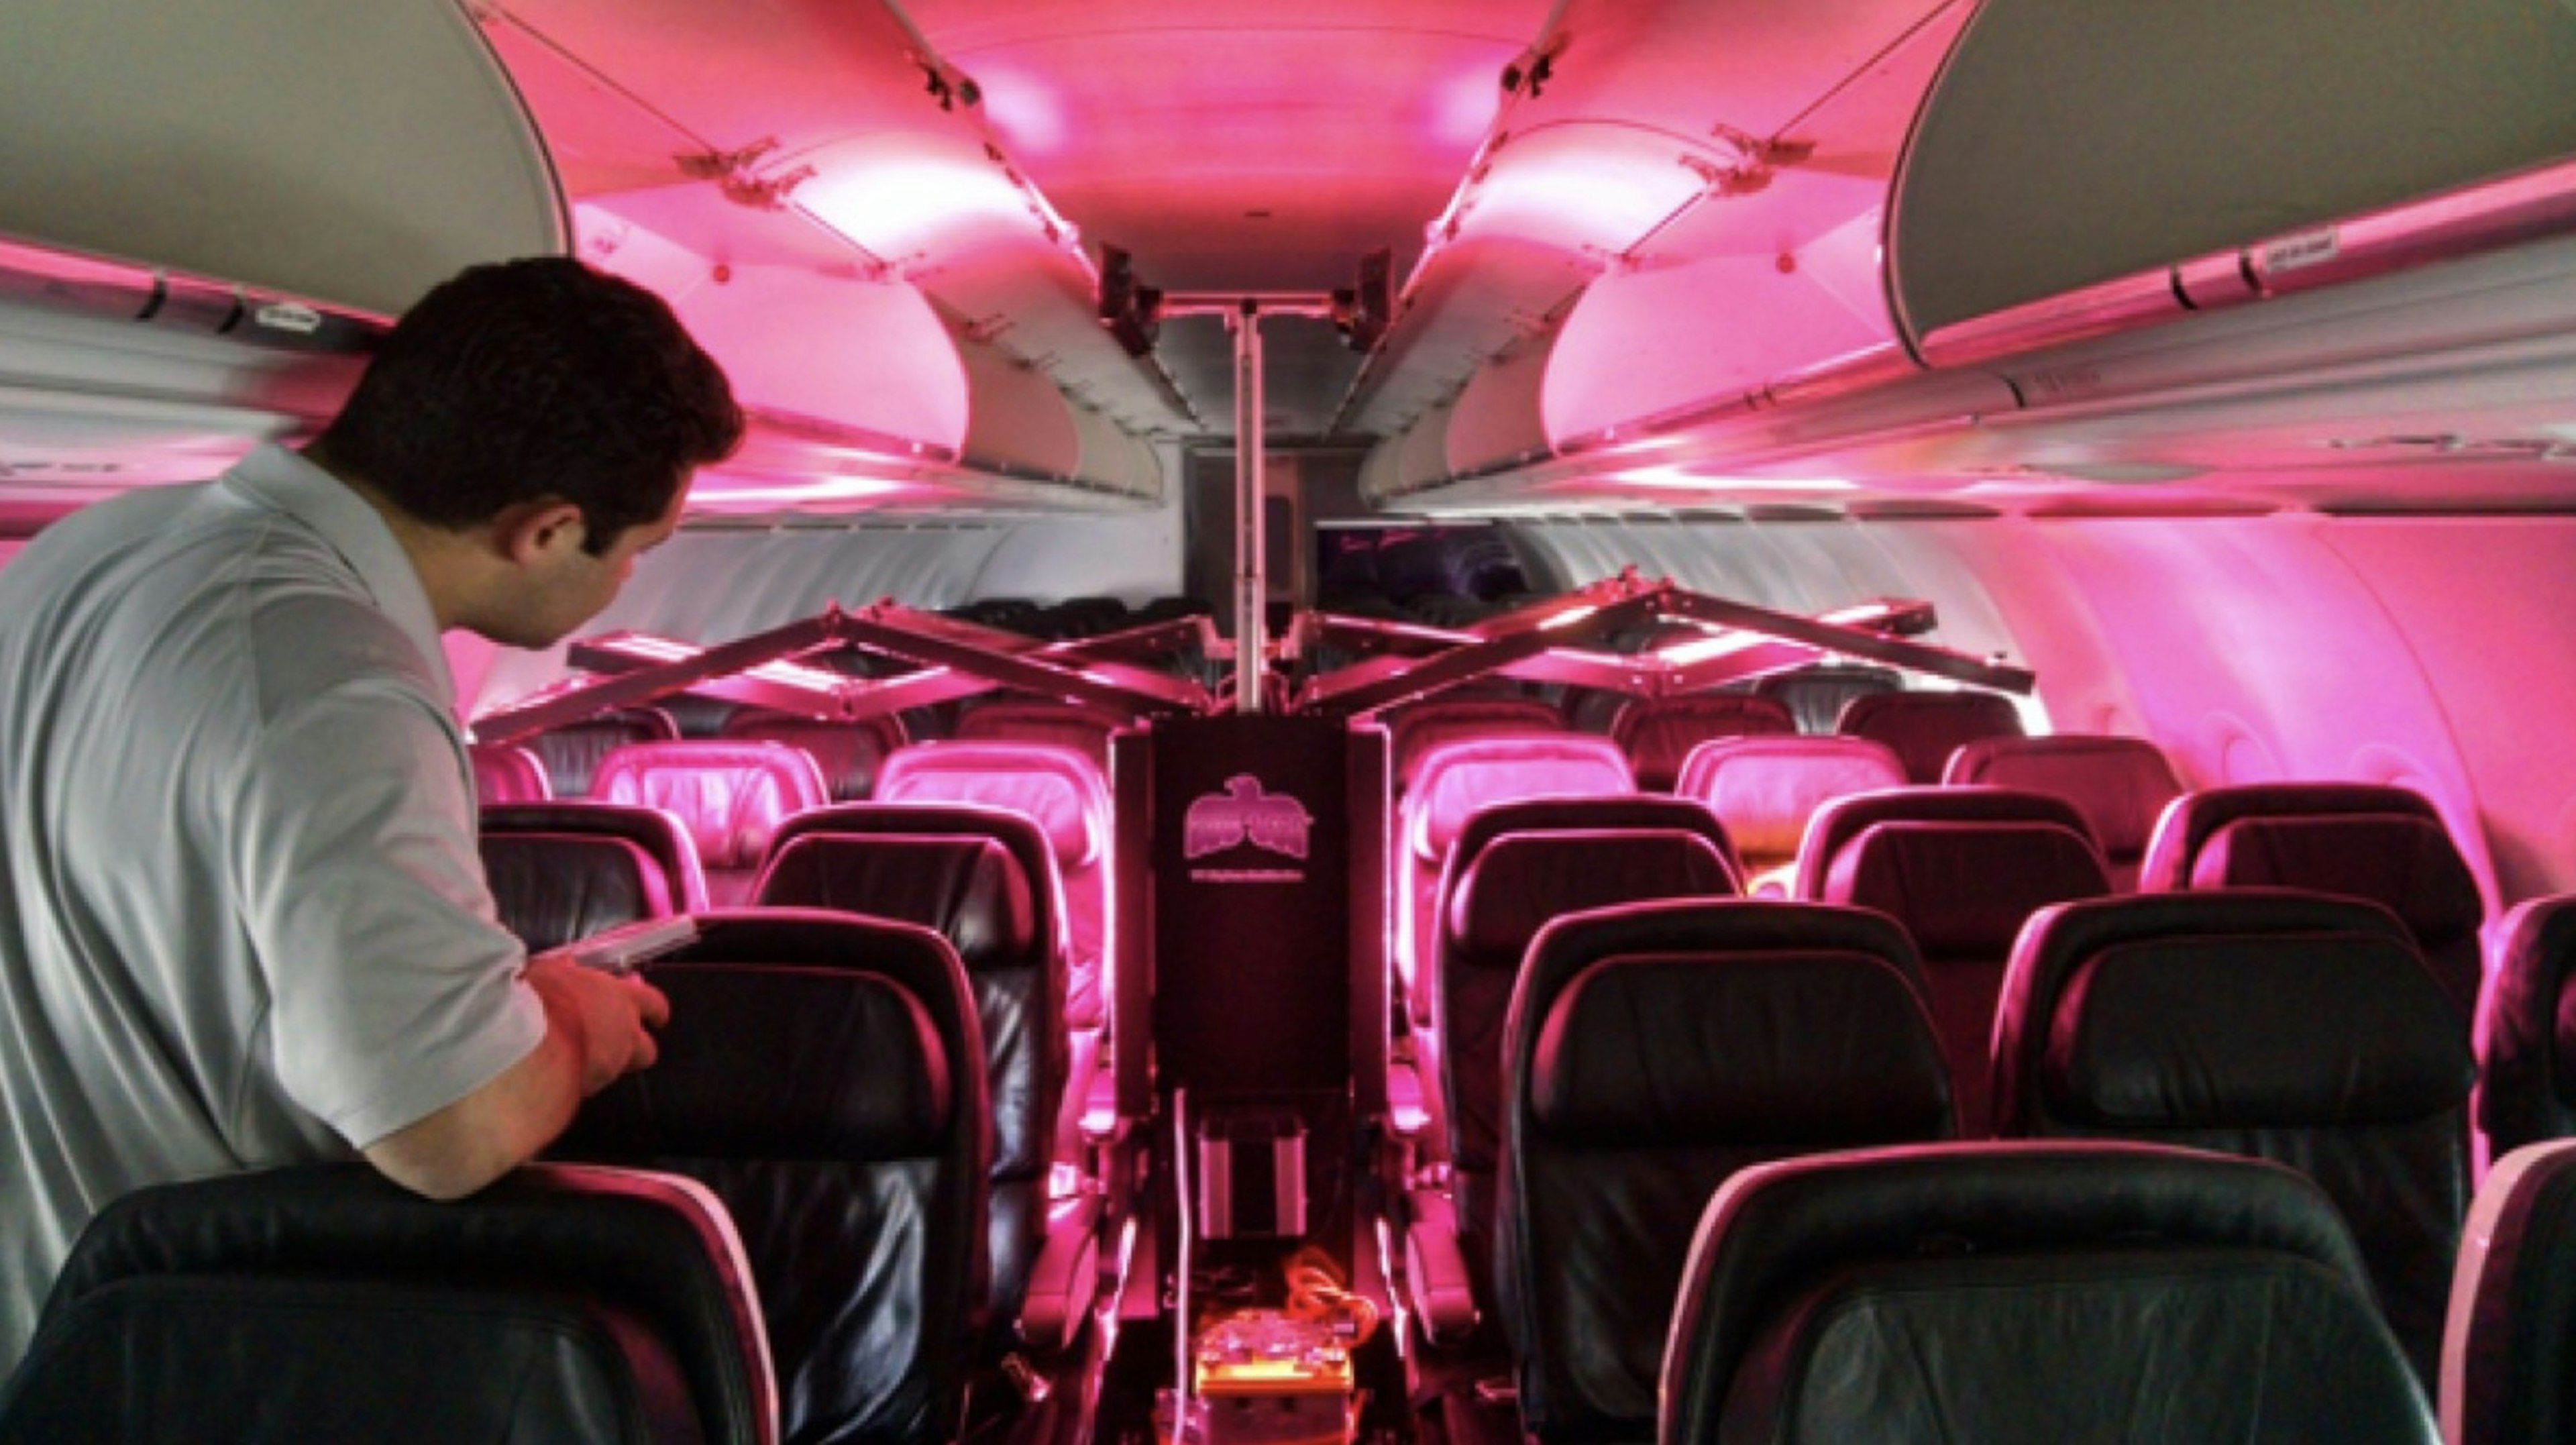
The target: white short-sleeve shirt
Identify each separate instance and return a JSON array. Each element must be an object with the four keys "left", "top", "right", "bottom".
[{"left": 0, "top": 445, "right": 542, "bottom": 1369}]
